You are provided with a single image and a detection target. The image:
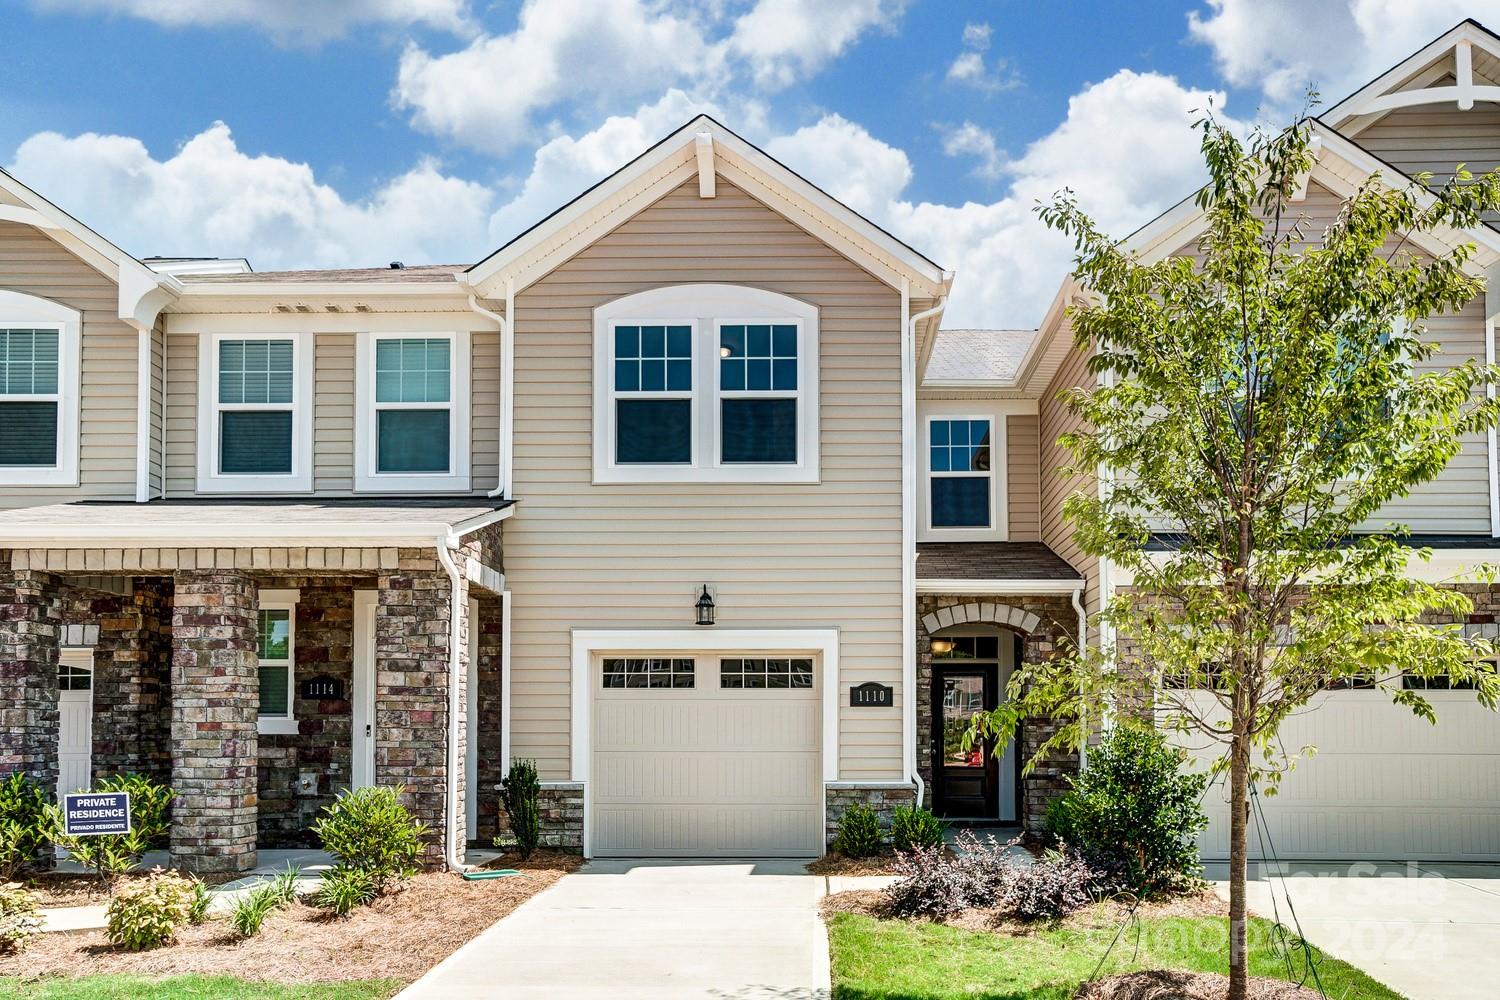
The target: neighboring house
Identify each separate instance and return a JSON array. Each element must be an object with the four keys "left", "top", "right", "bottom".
[{"left": 3, "top": 20, "right": 1500, "bottom": 872}]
